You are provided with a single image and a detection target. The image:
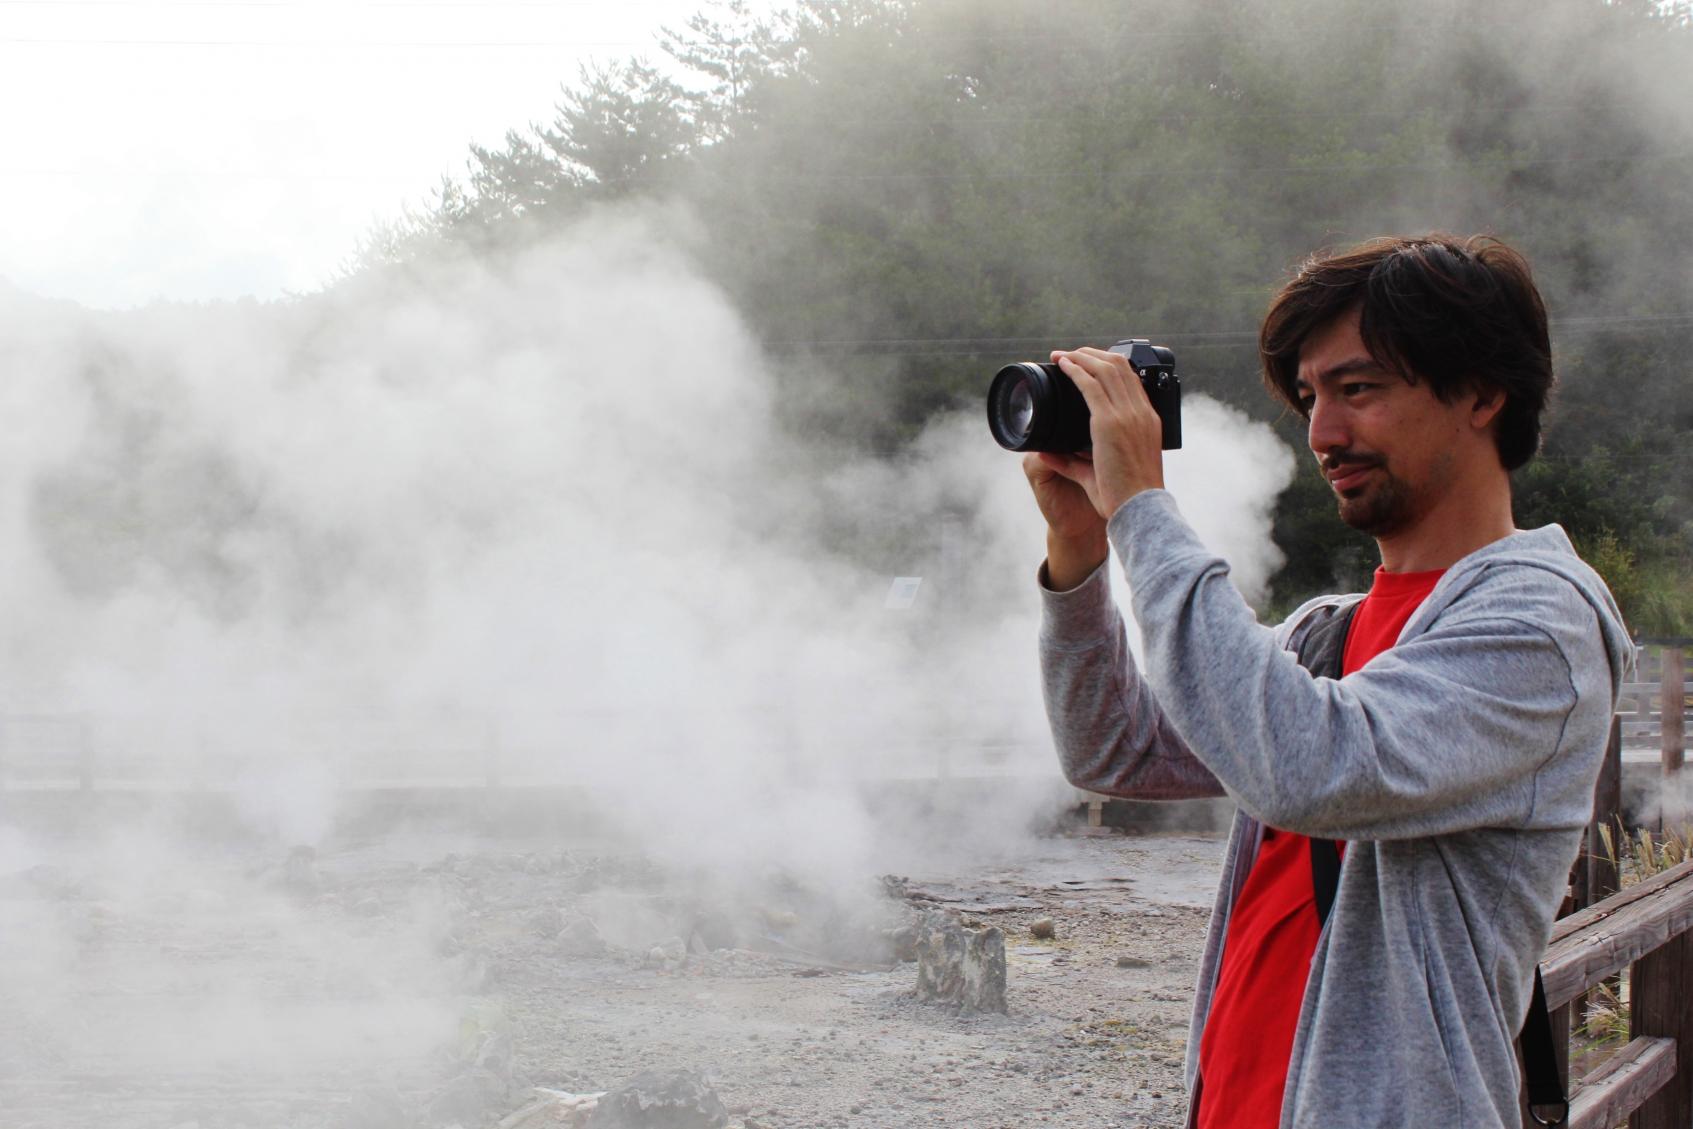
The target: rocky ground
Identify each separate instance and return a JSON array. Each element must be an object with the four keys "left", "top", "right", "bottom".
[{"left": 0, "top": 822, "right": 1223, "bottom": 1129}]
